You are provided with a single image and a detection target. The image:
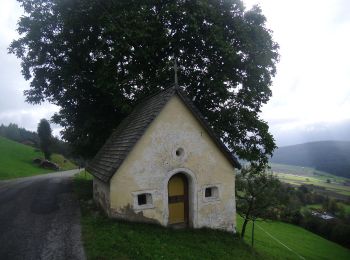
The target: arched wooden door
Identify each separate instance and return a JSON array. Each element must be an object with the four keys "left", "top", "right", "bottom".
[{"left": 168, "top": 173, "right": 189, "bottom": 225}]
